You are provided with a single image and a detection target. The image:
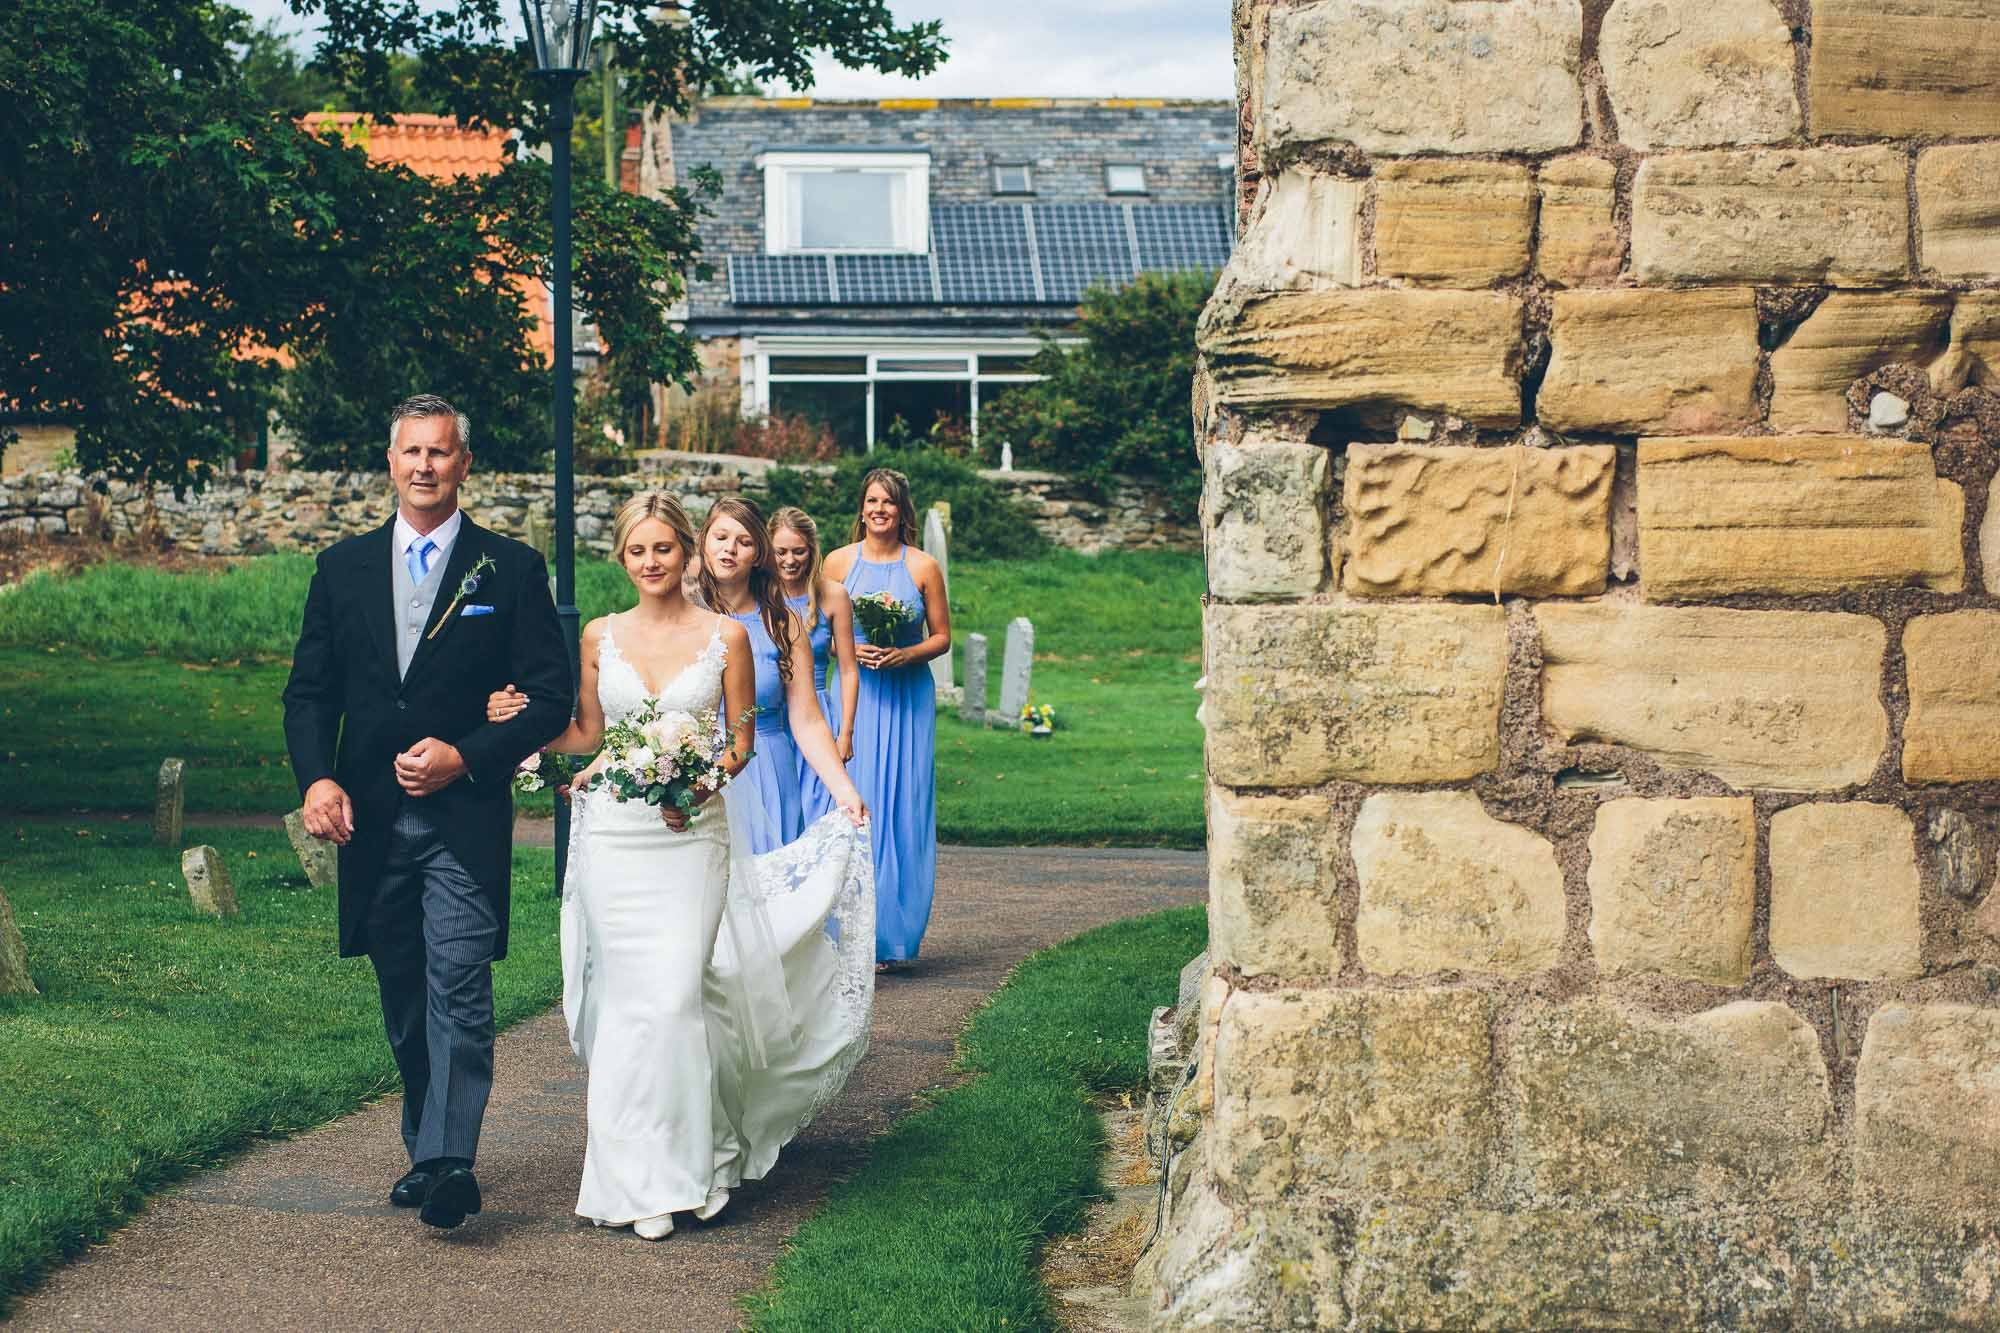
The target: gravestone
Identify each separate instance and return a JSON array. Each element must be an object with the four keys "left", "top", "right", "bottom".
[
  {"left": 523, "top": 507, "right": 552, "bottom": 560},
  {"left": 284, "top": 807, "right": 340, "bottom": 890},
  {"left": 960, "top": 632, "right": 989, "bottom": 723},
  {"left": 924, "top": 503, "right": 954, "bottom": 697},
  {"left": 152, "top": 757, "right": 185, "bottom": 847},
  {"left": 182, "top": 845, "right": 239, "bottom": 918},
  {"left": 997, "top": 616, "right": 1035, "bottom": 723},
  {"left": 0, "top": 889, "right": 36, "bottom": 996}
]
